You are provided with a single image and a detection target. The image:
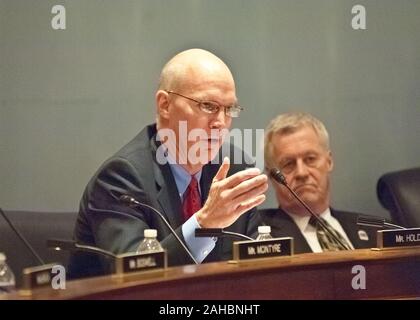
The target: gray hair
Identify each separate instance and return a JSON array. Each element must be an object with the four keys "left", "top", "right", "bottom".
[{"left": 264, "top": 112, "right": 330, "bottom": 170}]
